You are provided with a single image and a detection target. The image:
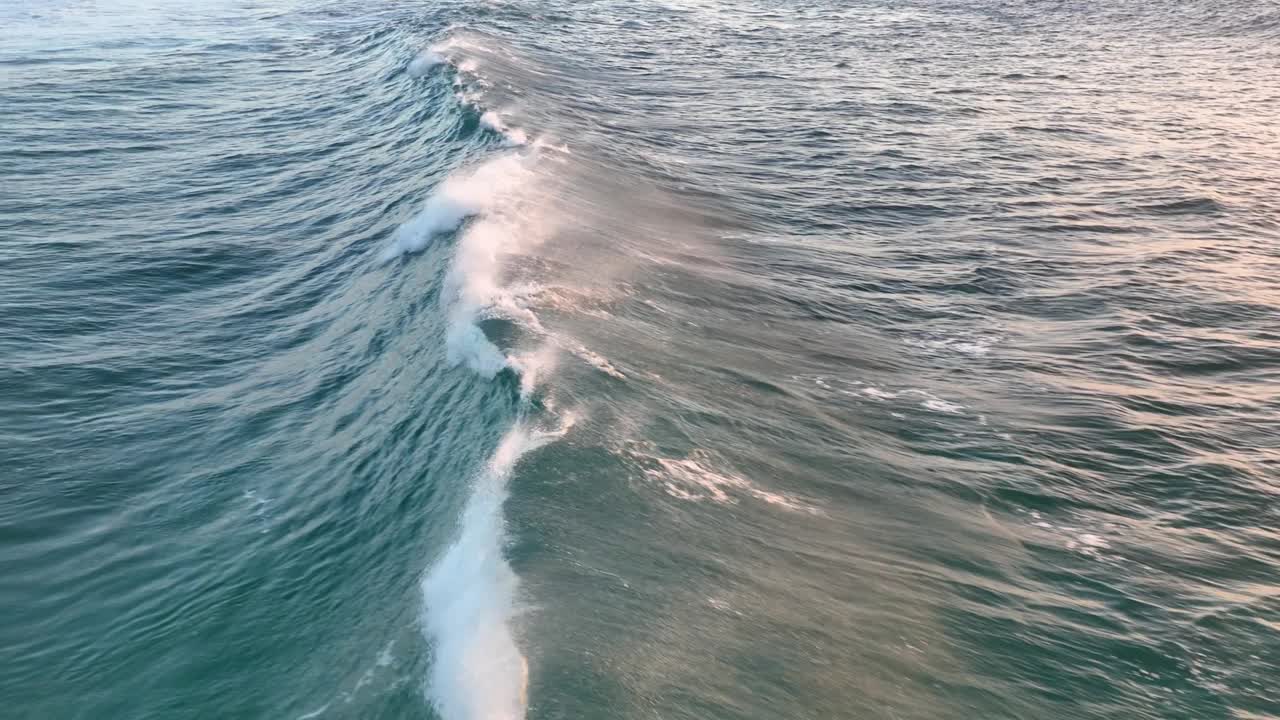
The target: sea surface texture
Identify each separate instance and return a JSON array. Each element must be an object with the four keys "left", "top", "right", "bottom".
[{"left": 2, "top": 0, "right": 1278, "bottom": 718}]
